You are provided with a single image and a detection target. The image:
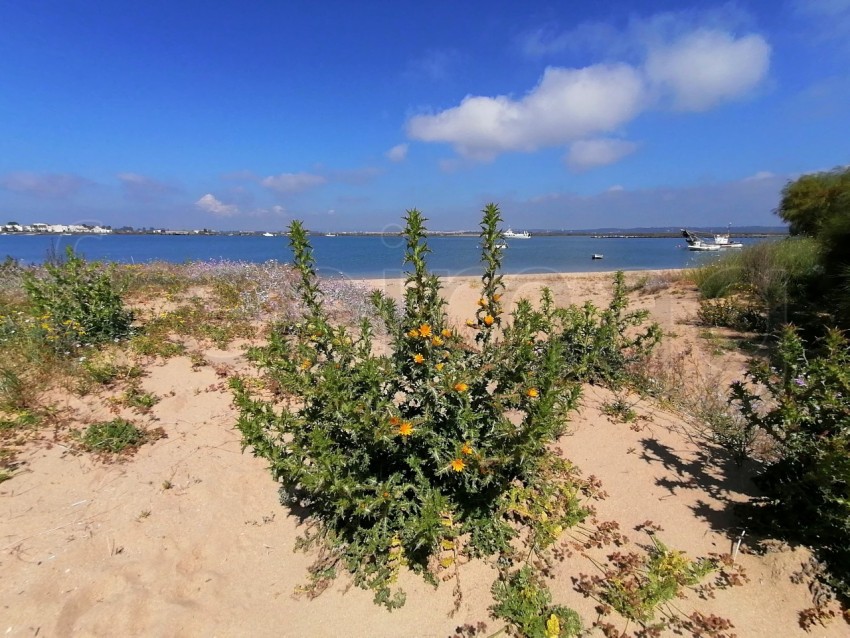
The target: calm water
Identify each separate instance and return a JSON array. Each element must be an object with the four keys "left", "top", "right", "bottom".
[{"left": 0, "top": 233, "right": 766, "bottom": 277}]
